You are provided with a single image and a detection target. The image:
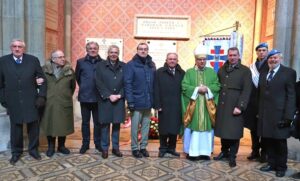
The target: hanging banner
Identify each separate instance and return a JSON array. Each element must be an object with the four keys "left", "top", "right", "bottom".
[
  {"left": 205, "top": 36, "right": 231, "bottom": 72},
  {"left": 195, "top": 32, "right": 244, "bottom": 72}
]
